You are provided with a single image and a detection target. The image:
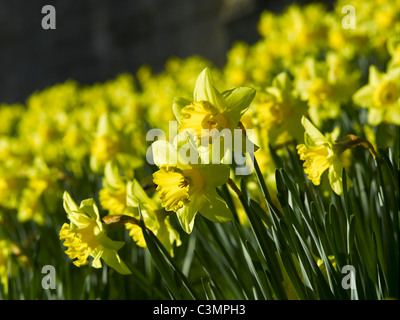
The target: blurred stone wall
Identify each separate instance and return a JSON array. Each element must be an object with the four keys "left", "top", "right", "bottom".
[{"left": 0, "top": 0, "right": 330, "bottom": 104}]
